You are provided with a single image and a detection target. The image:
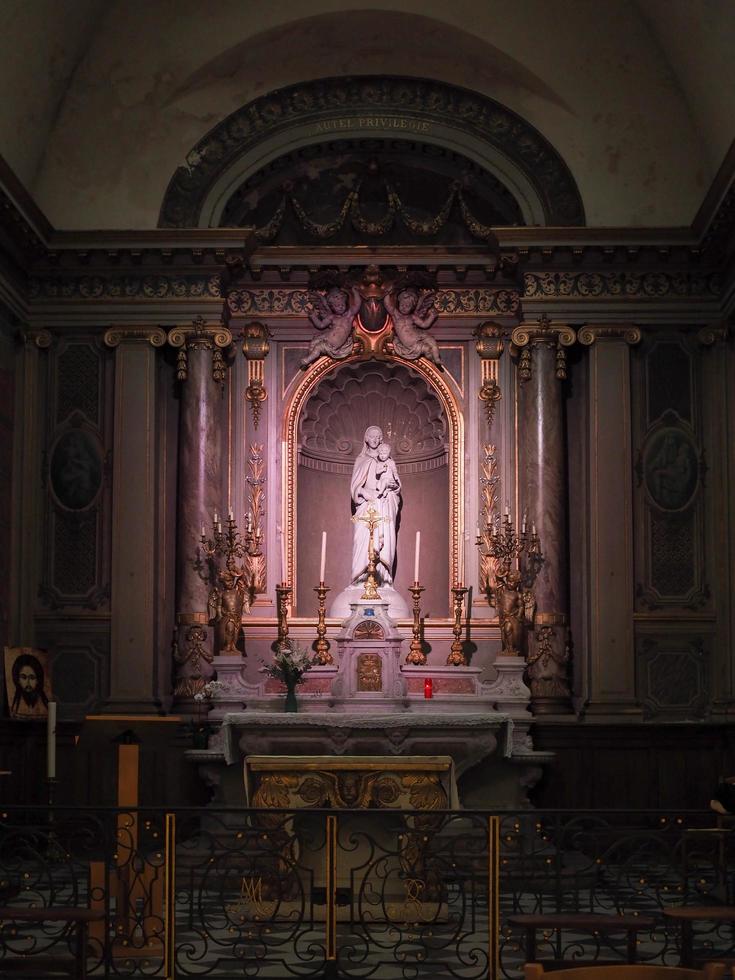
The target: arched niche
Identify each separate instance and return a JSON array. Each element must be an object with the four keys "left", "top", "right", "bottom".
[{"left": 283, "top": 356, "right": 463, "bottom": 619}]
